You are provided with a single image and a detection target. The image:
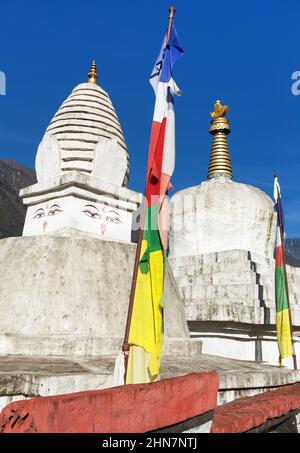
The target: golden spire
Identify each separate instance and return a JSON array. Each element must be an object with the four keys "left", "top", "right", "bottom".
[
  {"left": 207, "top": 100, "right": 233, "bottom": 180},
  {"left": 88, "top": 60, "right": 98, "bottom": 84}
]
